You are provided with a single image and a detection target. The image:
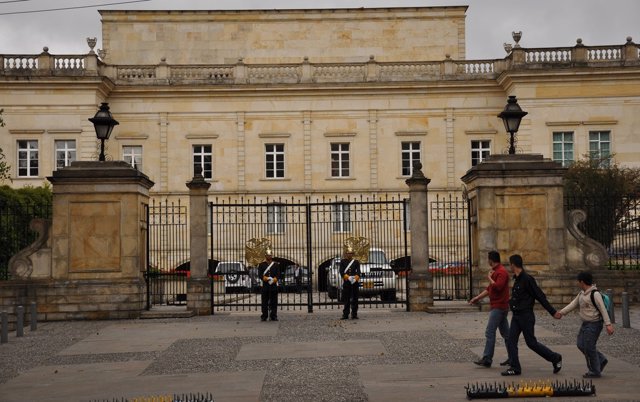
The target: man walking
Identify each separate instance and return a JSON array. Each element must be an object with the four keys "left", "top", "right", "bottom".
[
  {"left": 502, "top": 254, "right": 562, "bottom": 376},
  {"left": 469, "top": 251, "right": 510, "bottom": 368},
  {"left": 258, "top": 248, "right": 280, "bottom": 321},
  {"left": 339, "top": 246, "right": 361, "bottom": 320},
  {"left": 555, "top": 271, "right": 614, "bottom": 378}
]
